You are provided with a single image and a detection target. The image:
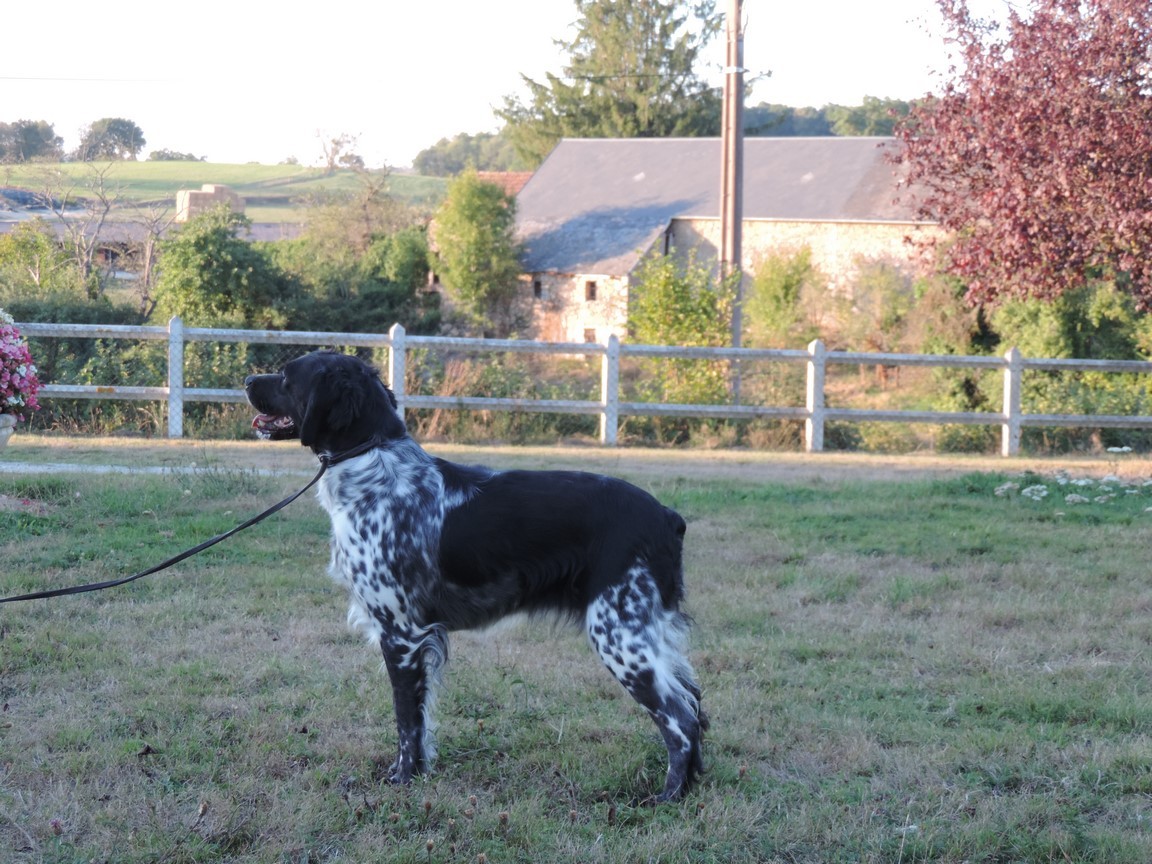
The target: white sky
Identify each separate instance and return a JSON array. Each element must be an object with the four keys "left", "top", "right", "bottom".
[{"left": 1, "top": 1, "right": 995, "bottom": 168}]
